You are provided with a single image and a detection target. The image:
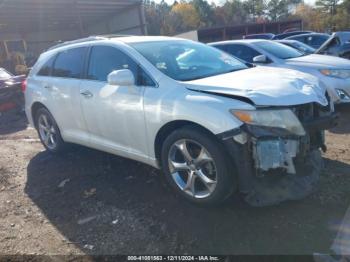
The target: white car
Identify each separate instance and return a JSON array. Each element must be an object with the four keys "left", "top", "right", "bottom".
[
  {"left": 24, "top": 36, "right": 337, "bottom": 206},
  {"left": 210, "top": 39, "right": 350, "bottom": 104}
]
